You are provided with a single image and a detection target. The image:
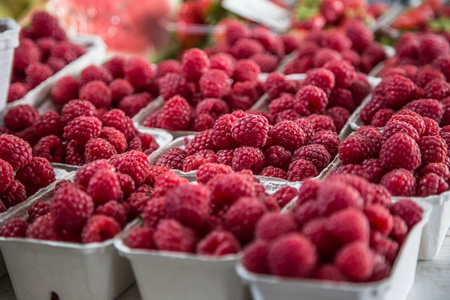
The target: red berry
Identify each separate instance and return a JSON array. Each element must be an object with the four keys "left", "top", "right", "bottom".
[
  {"left": 125, "top": 57, "right": 153, "bottom": 89},
  {"left": 127, "top": 227, "right": 155, "bottom": 249},
  {"left": 86, "top": 169, "right": 121, "bottom": 205},
  {"left": 335, "top": 241, "right": 374, "bottom": 282},
  {"left": 153, "top": 219, "right": 198, "bottom": 252},
  {"left": 380, "top": 133, "right": 421, "bottom": 171},
  {"left": 231, "top": 114, "right": 269, "bottom": 148},
  {"left": 196, "top": 230, "right": 240, "bottom": 256},
  {"left": 26, "top": 213, "right": 63, "bottom": 241},
  {"left": 109, "top": 151, "right": 150, "bottom": 185},
  {"left": 81, "top": 215, "right": 121, "bottom": 243},
  {"left": 381, "top": 169, "right": 416, "bottom": 197},
  {"left": 0, "top": 218, "right": 28, "bottom": 238}
]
